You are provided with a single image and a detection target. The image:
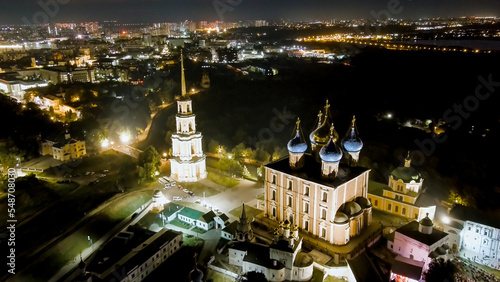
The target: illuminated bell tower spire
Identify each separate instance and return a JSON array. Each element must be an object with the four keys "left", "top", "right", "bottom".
[{"left": 181, "top": 49, "right": 187, "bottom": 96}]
